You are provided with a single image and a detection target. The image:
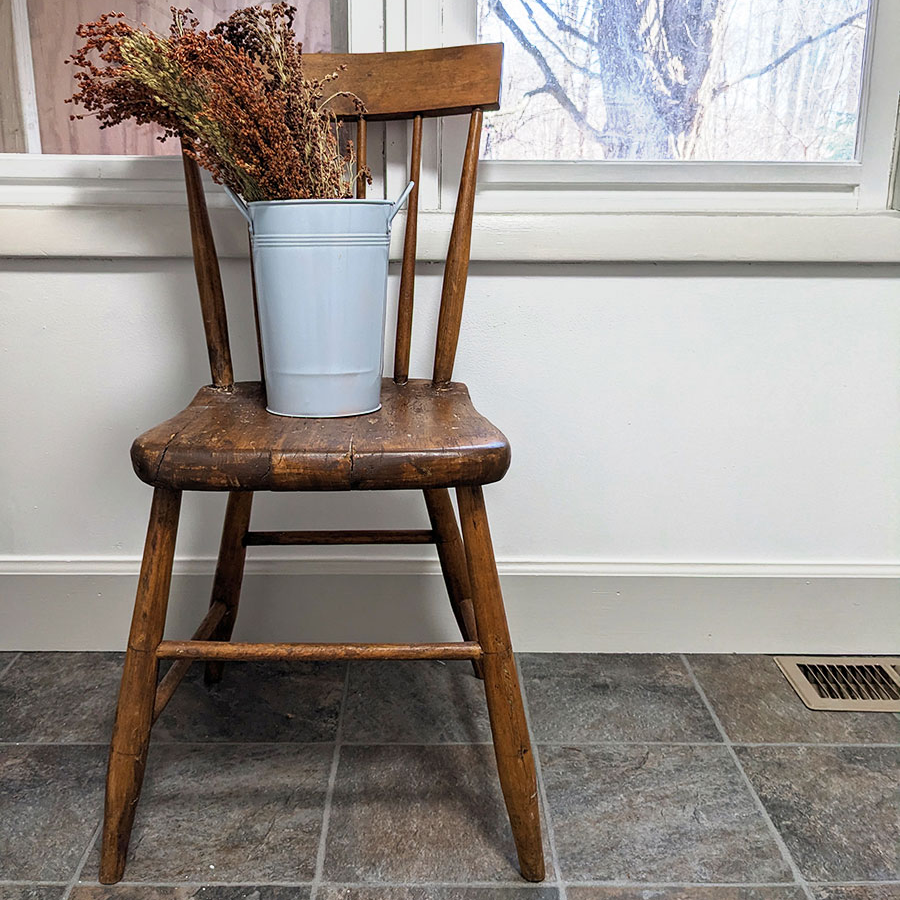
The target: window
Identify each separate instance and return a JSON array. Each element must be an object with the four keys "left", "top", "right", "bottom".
[
  {"left": 0, "top": 1, "right": 349, "bottom": 210},
  {"left": 478, "top": 0, "right": 871, "bottom": 163},
  {"left": 2, "top": 0, "right": 899, "bottom": 261},
  {"left": 0, "top": 0, "right": 341, "bottom": 155},
  {"left": 393, "top": 0, "right": 900, "bottom": 214}
]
